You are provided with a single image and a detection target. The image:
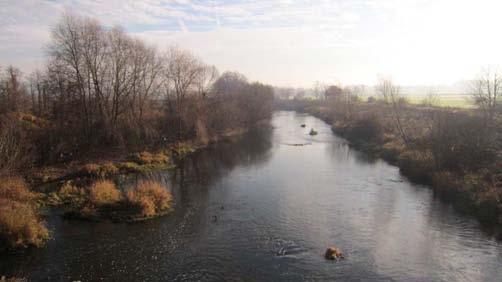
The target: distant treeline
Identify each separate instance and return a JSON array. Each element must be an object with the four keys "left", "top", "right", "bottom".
[{"left": 0, "top": 13, "right": 274, "bottom": 176}]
